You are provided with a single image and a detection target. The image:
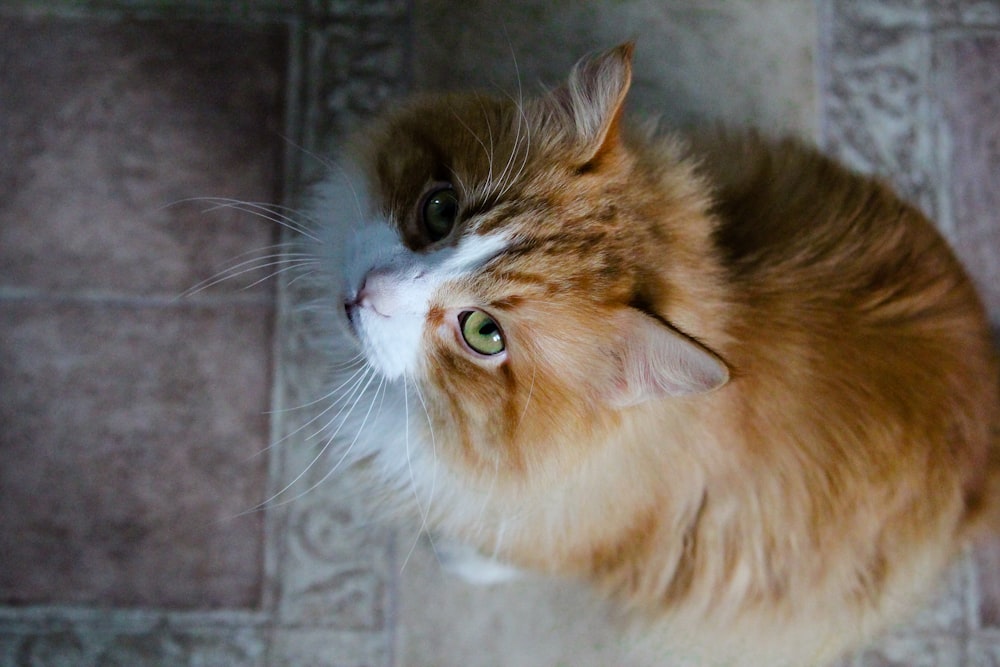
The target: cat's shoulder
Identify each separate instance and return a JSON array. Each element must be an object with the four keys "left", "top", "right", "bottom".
[{"left": 676, "top": 128, "right": 937, "bottom": 273}]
